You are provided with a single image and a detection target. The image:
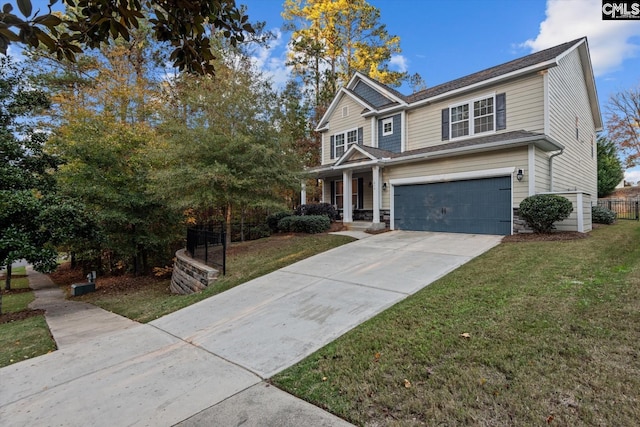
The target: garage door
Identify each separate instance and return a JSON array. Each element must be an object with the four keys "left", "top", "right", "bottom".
[{"left": 393, "top": 176, "right": 511, "bottom": 235}]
